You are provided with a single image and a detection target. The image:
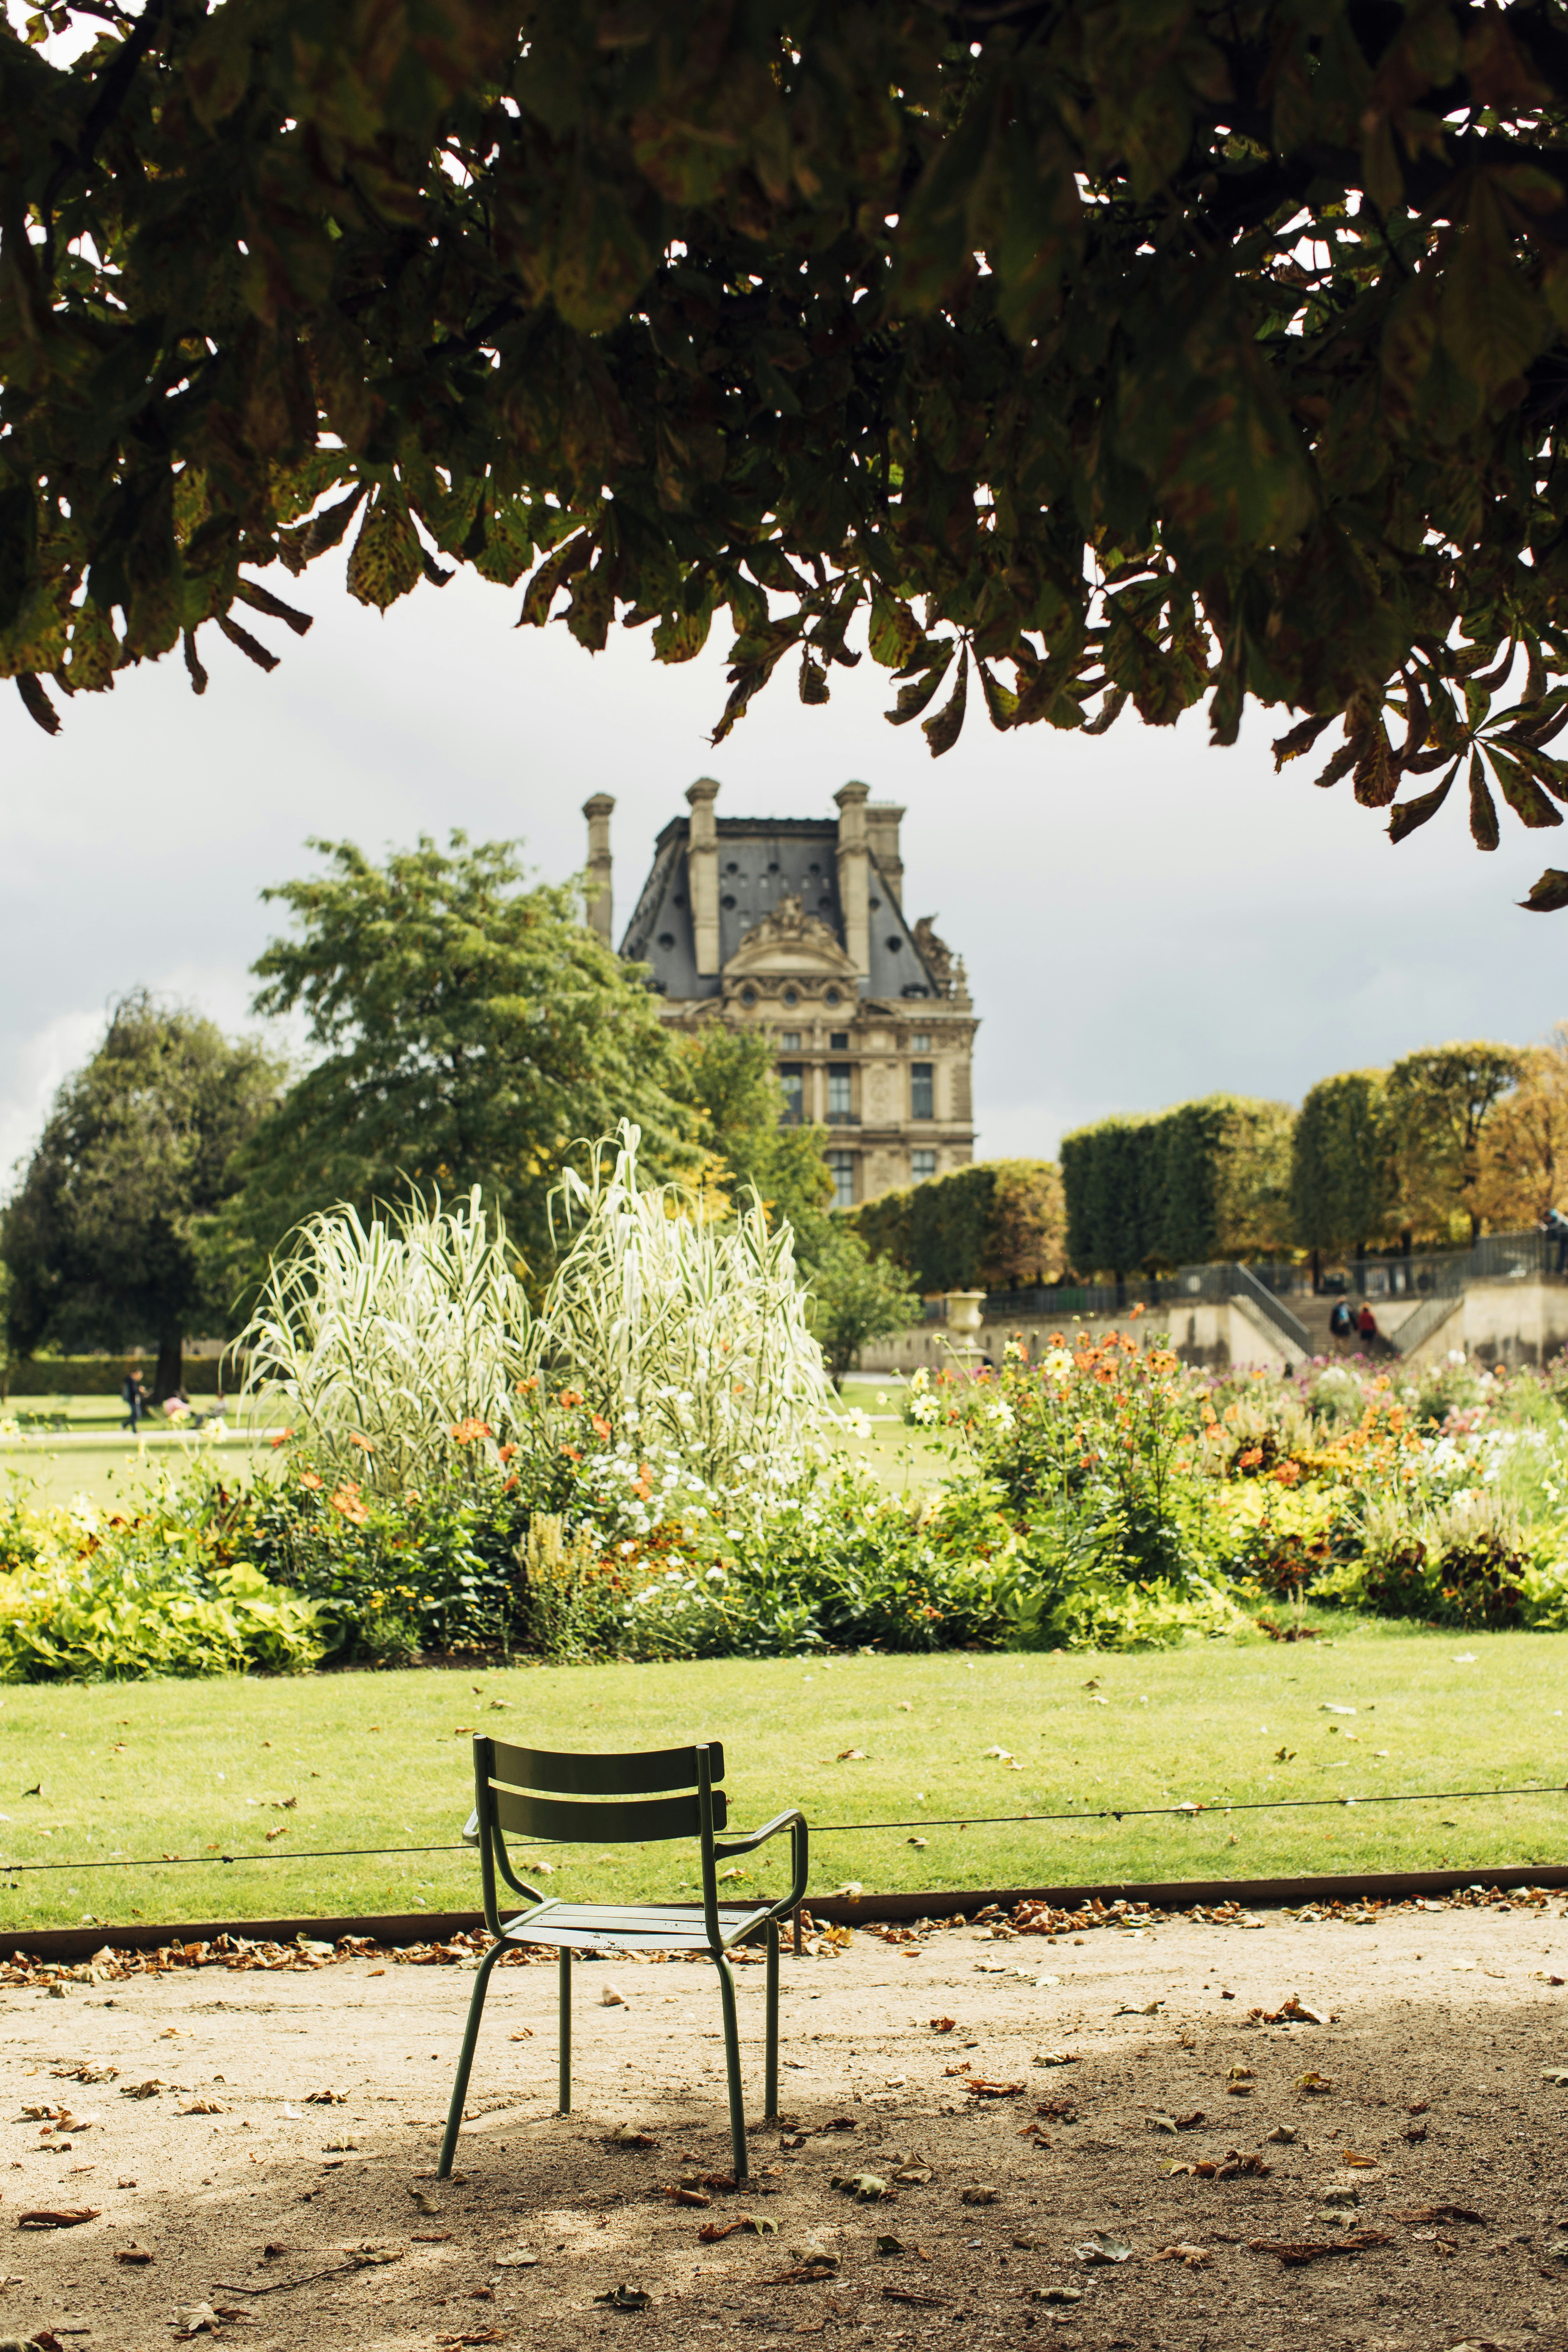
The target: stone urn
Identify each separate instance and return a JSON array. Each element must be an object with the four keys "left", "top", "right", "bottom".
[{"left": 944, "top": 1290, "right": 986, "bottom": 1335}]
